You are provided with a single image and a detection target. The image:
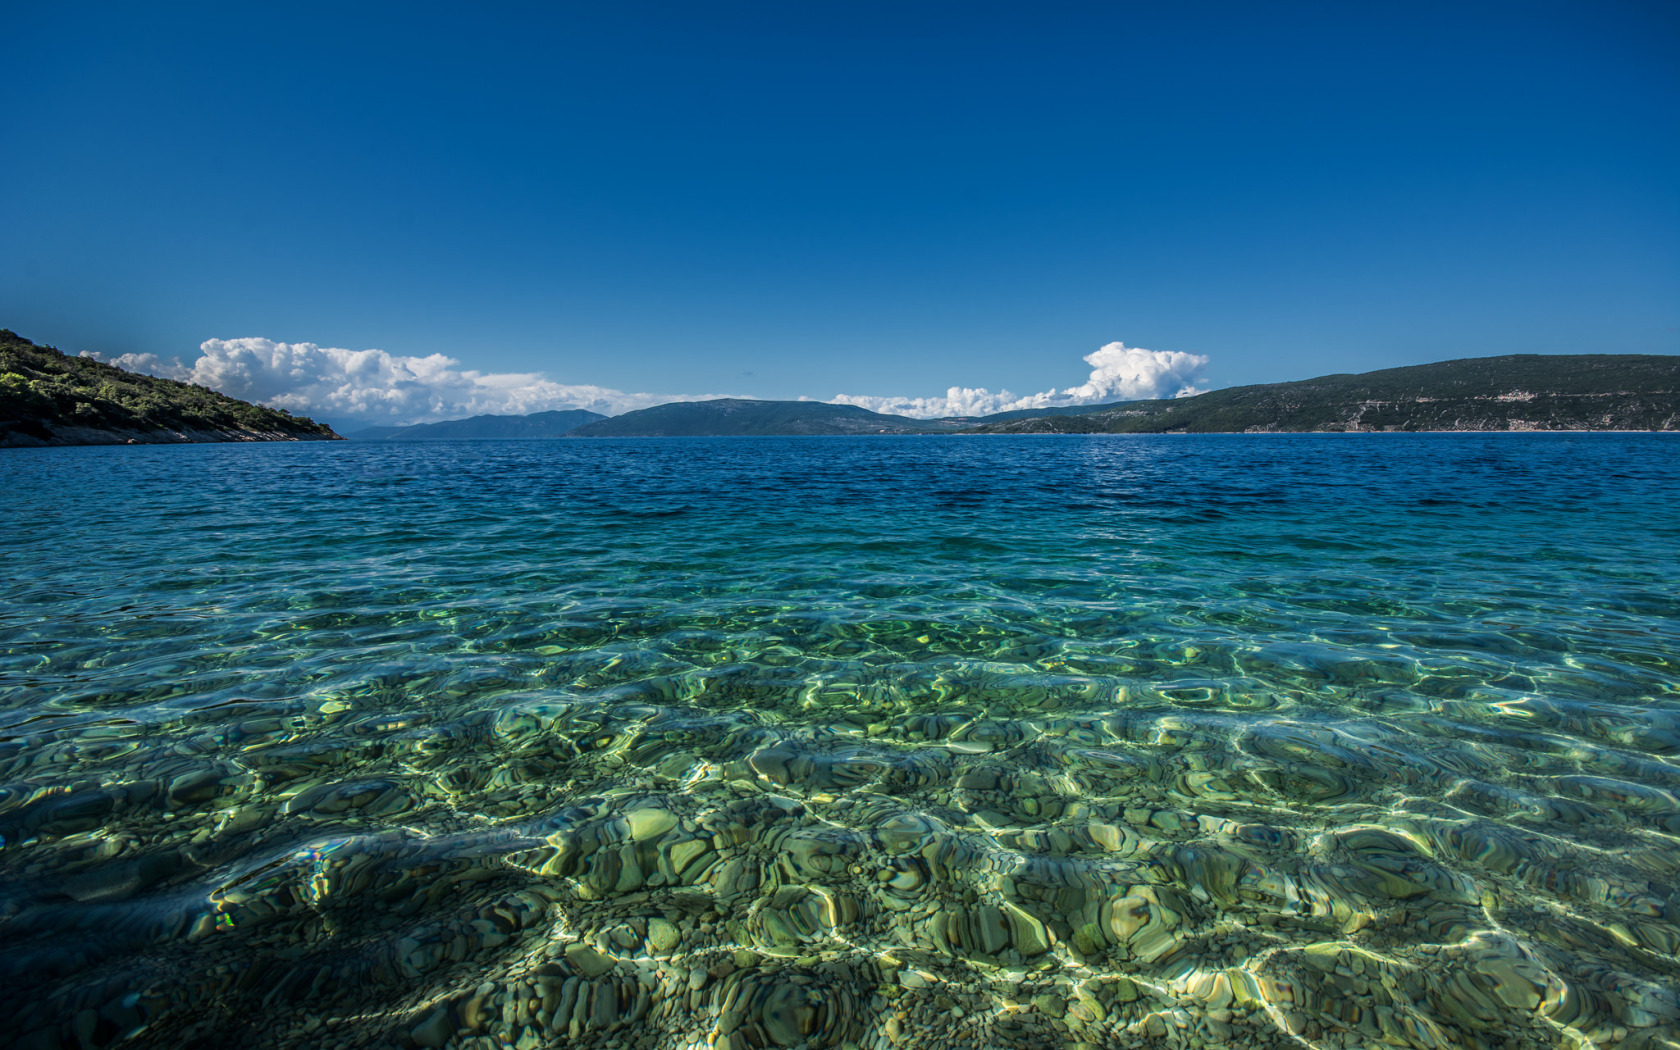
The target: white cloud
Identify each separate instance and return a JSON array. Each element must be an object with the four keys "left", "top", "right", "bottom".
[
  {"left": 825, "top": 341, "right": 1210, "bottom": 418},
  {"left": 85, "top": 338, "right": 693, "bottom": 424},
  {"left": 84, "top": 335, "right": 1209, "bottom": 427}
]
